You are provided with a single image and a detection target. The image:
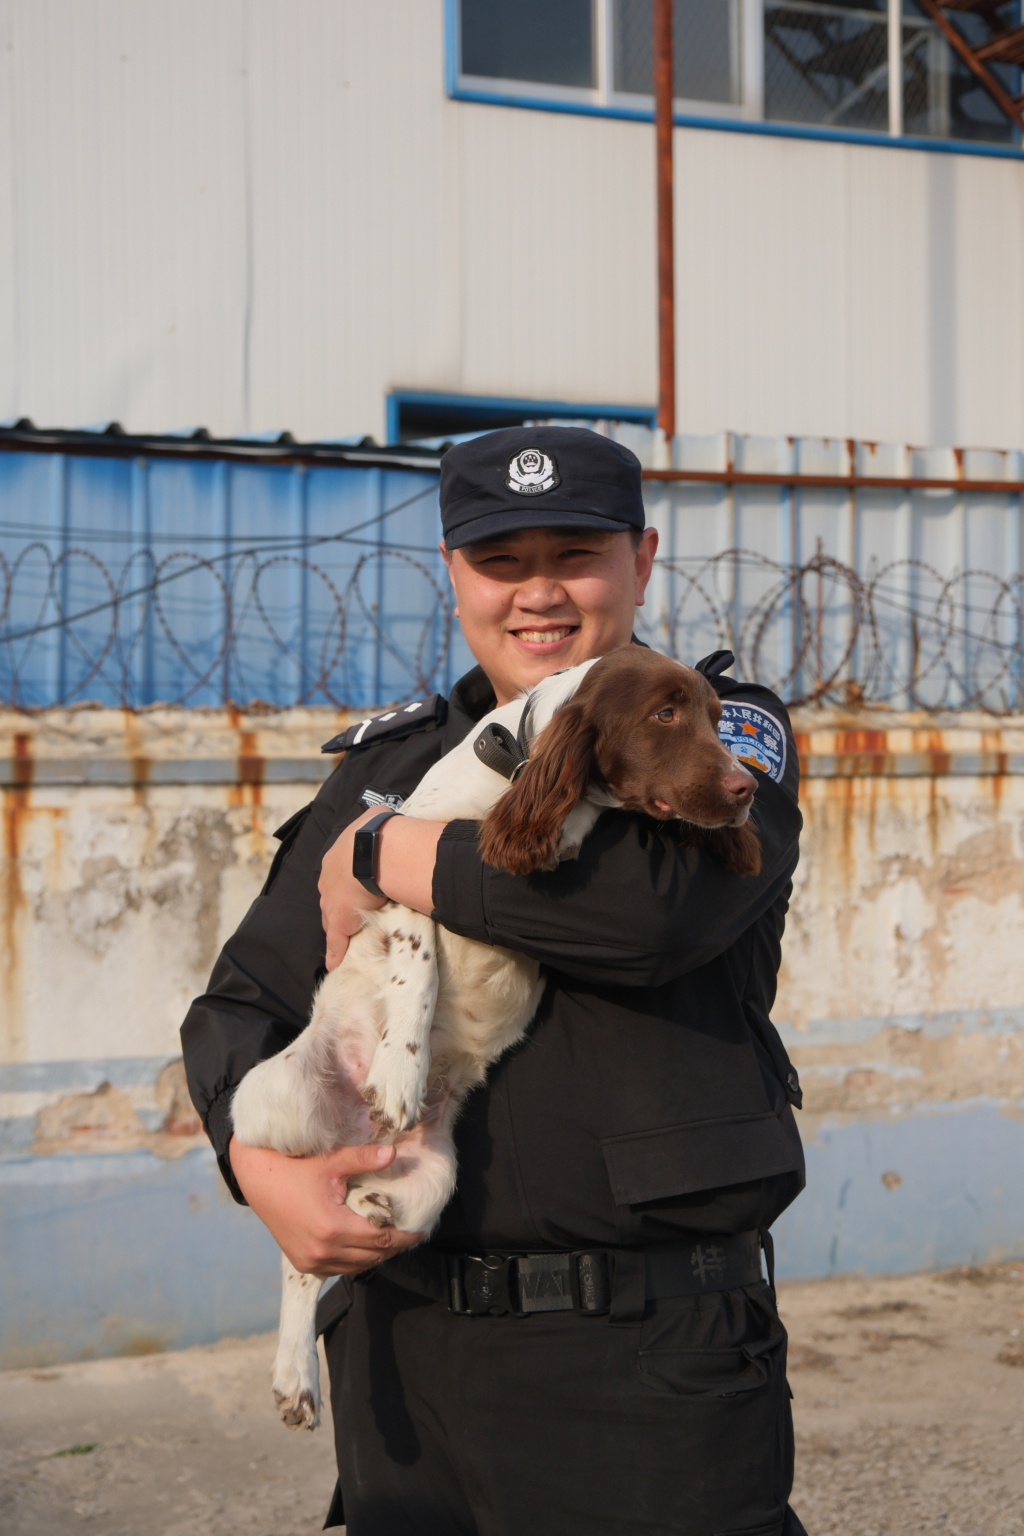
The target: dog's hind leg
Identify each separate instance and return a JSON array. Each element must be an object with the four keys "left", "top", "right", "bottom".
[
  {"left": 345, "top": 1089, "right": 458, "bottom": 1234},
  {"left": 272, "top": 1251, "right": 324, "bottom": 1430},
  {"left": 359, "top": 908, "right": 439, "bottom": 1134}
]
